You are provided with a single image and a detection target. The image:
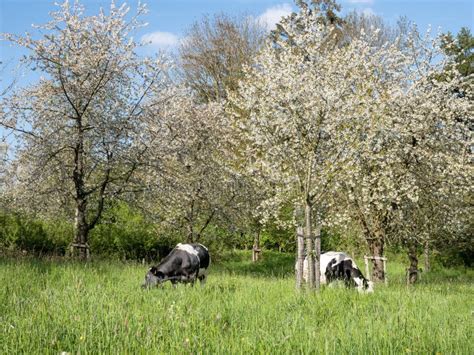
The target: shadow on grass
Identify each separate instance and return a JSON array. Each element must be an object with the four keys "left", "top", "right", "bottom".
[{"left": 213, "top": 250, "right": 295, "bottom": 278}]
